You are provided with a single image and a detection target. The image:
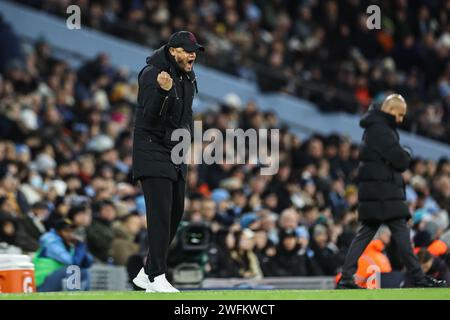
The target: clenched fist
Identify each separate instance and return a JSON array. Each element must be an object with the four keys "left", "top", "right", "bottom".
[{"left": 157, "top": 71, "right": 173, "bottom": 91}]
